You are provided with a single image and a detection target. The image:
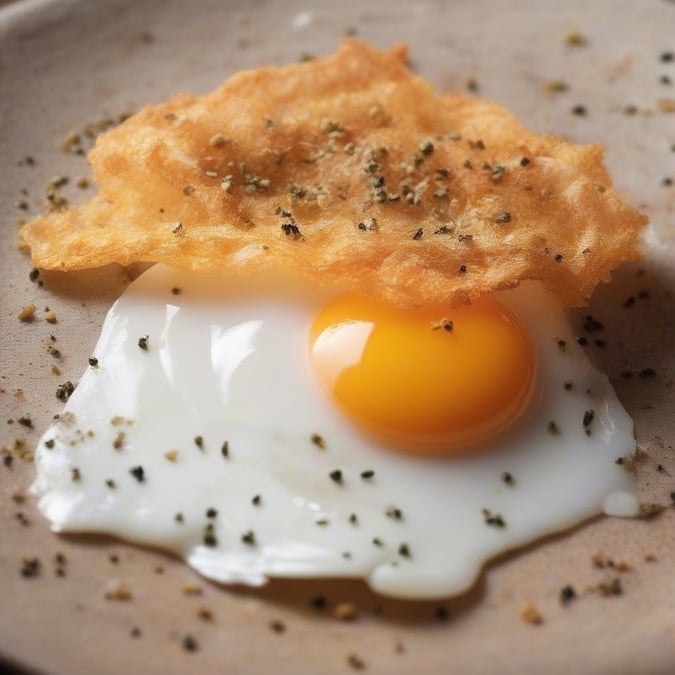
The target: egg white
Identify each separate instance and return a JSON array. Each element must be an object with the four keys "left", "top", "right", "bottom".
[{"left": 32, "top": 264, "right": 637, "bottom": 599}]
